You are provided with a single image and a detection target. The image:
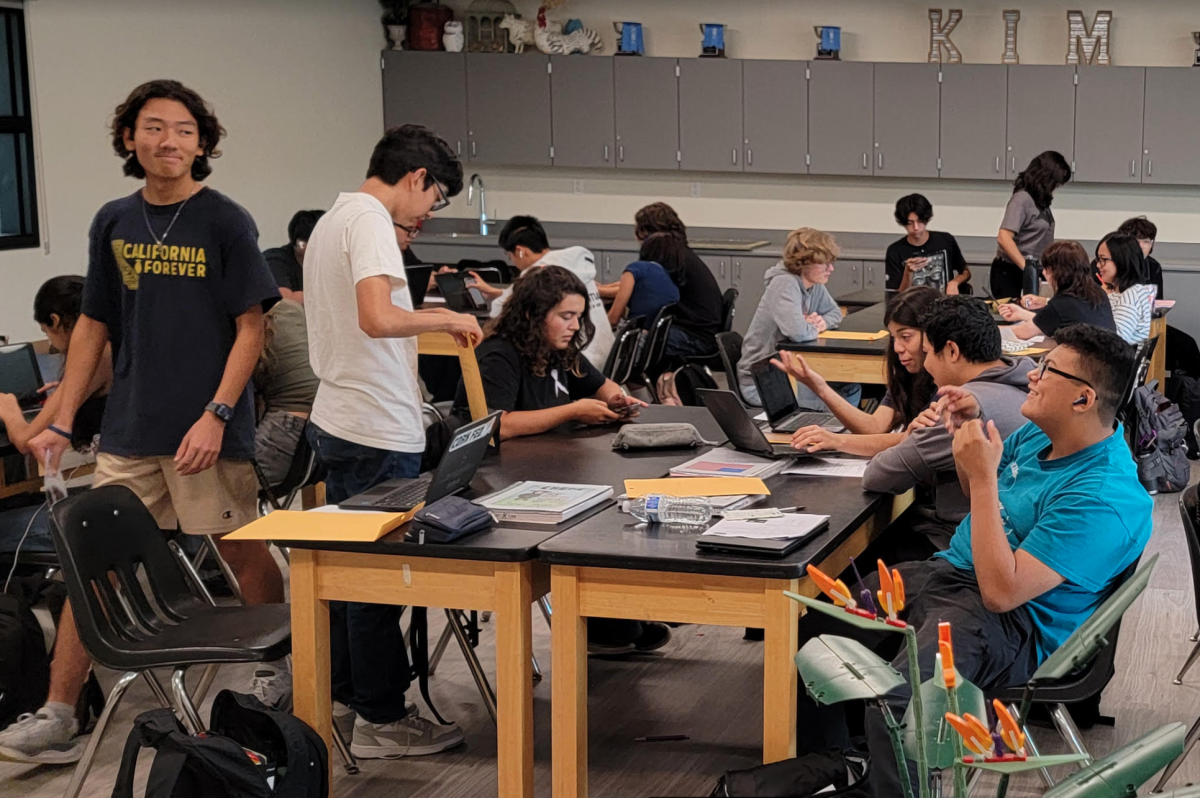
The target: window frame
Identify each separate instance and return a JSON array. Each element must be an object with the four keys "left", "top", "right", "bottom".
[{"left": 0, "top": 6, "right": 38, "bottom": 251}]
